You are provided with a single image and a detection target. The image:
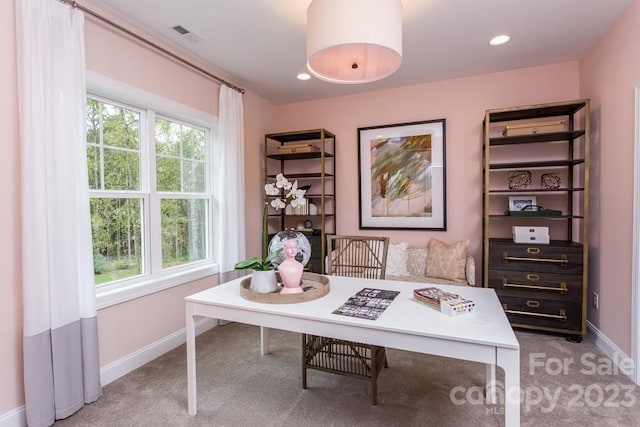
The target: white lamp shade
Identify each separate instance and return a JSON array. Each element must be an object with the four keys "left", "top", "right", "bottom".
[{"left": 307, "top": 0, "right": 403, "bottom": 84}]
